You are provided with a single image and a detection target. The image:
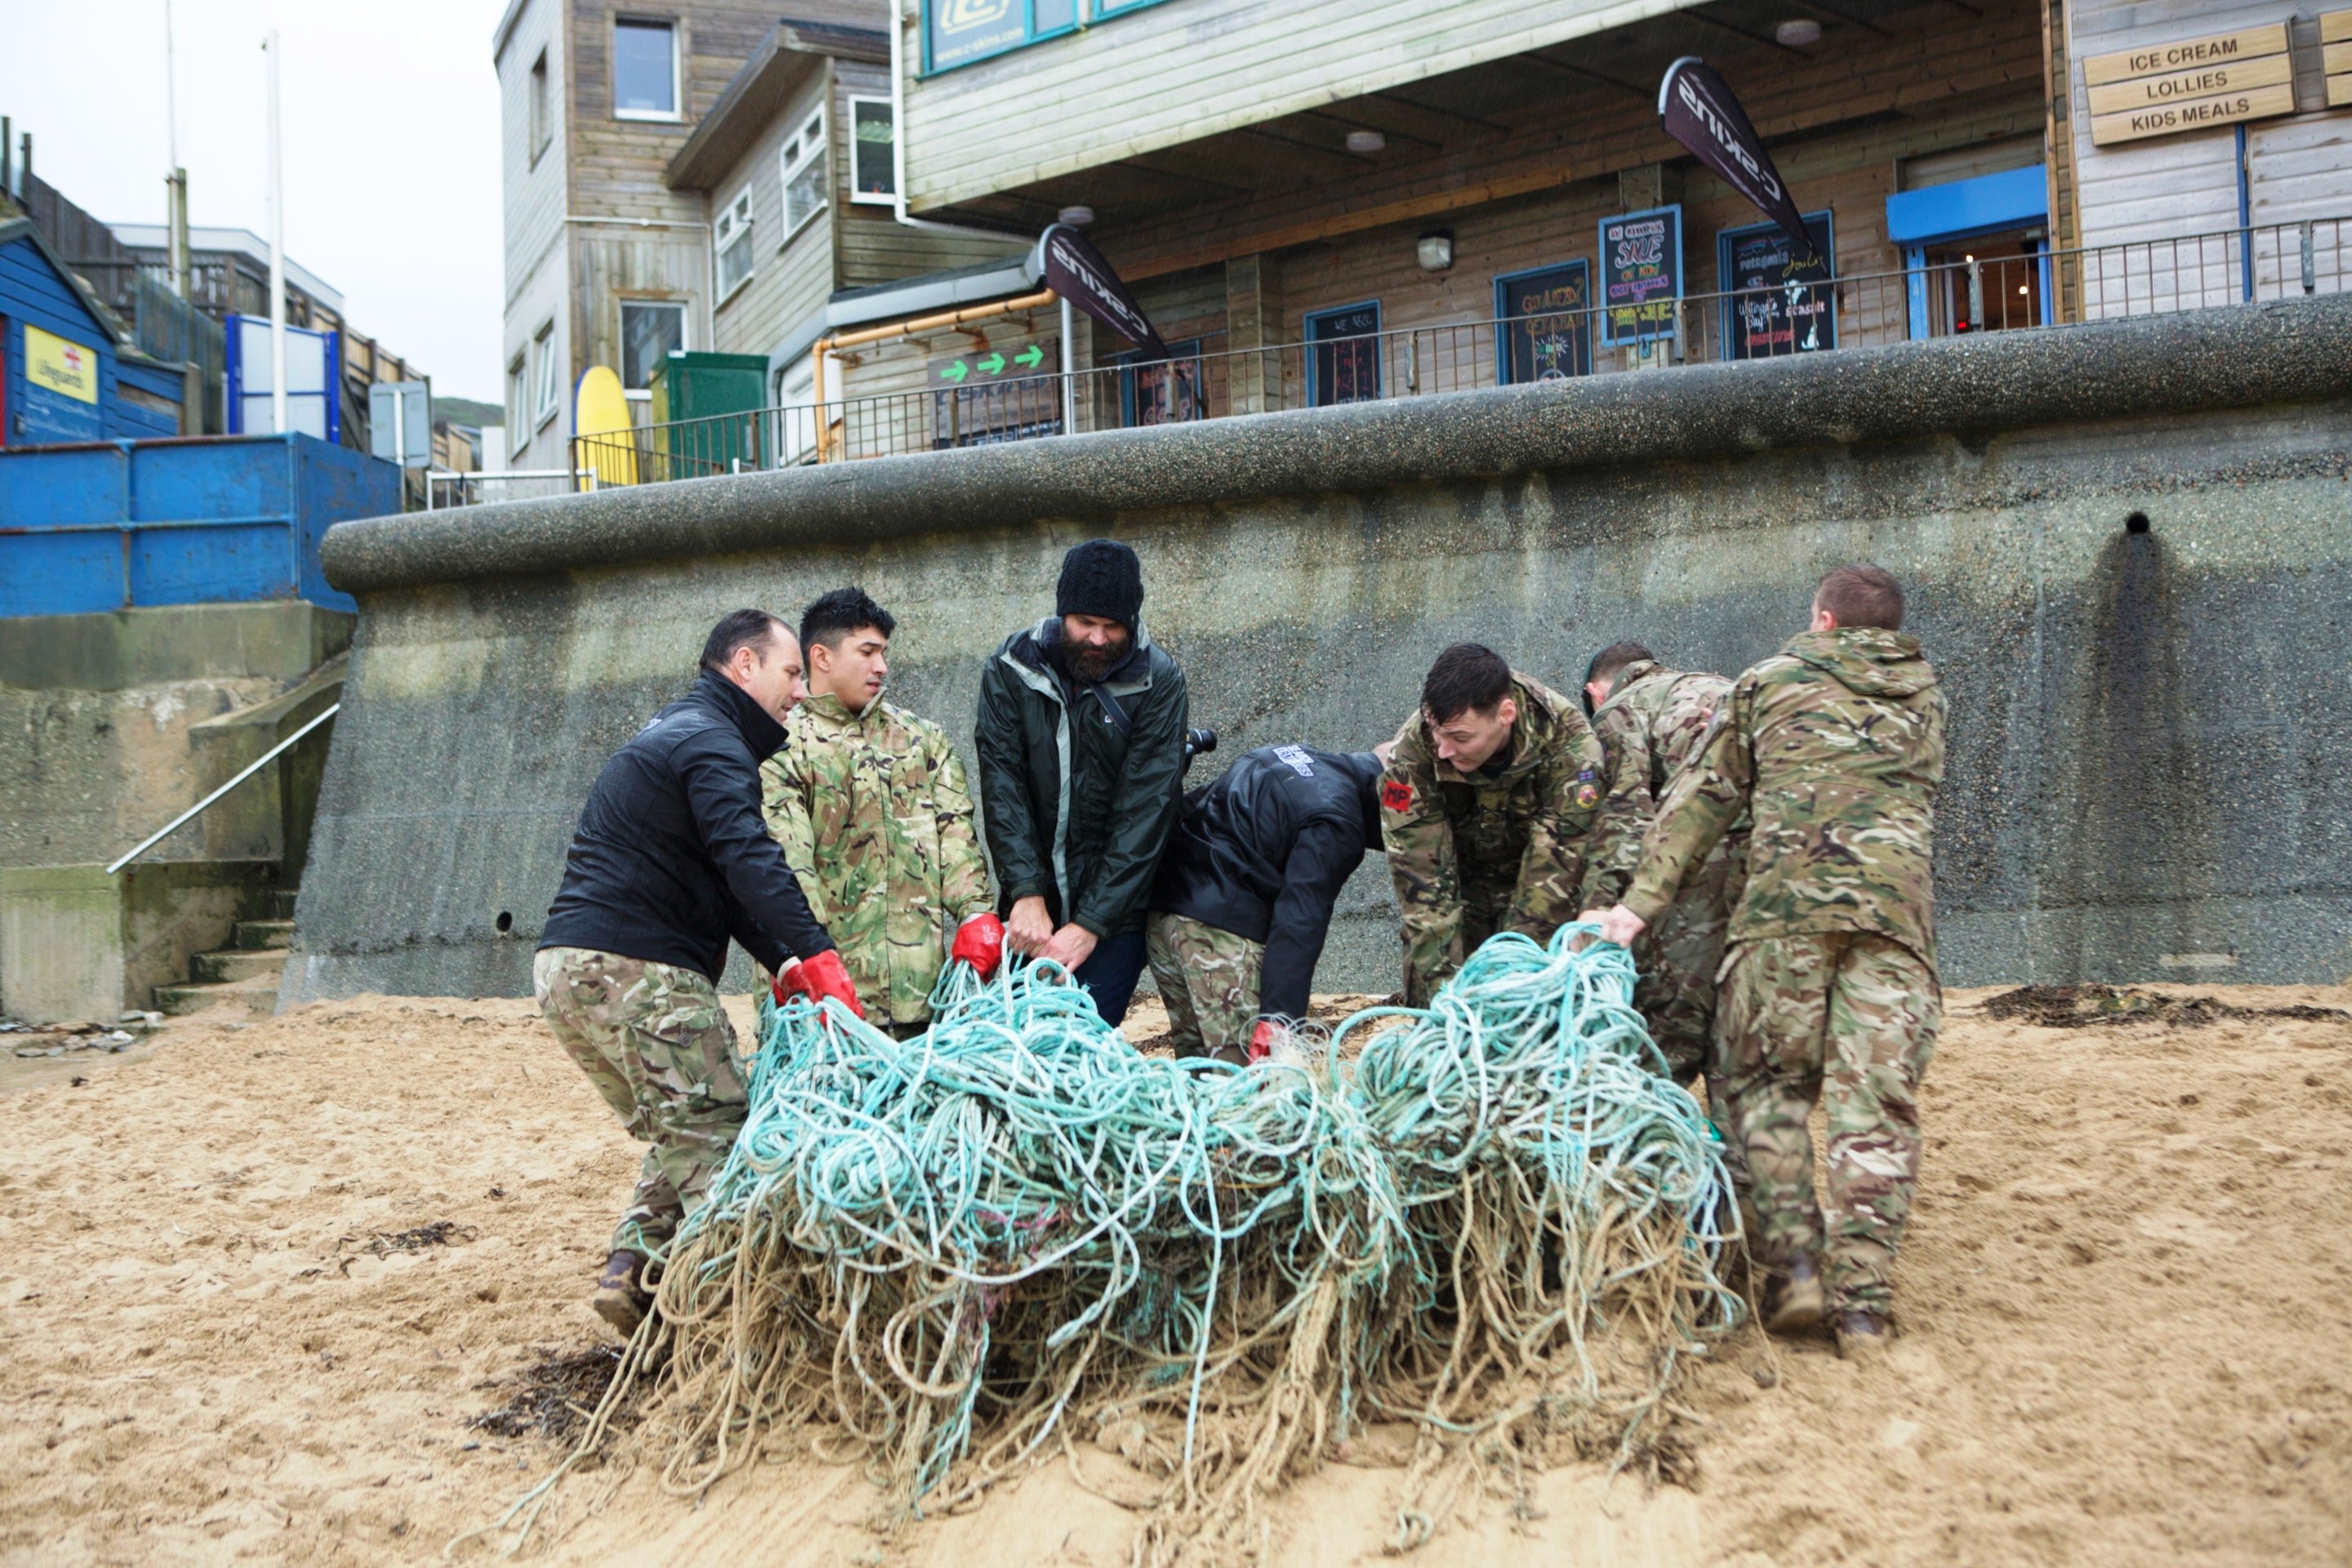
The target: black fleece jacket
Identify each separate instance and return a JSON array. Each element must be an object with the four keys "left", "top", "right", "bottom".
[
  {"left": 541, "top": 669, "right": 834, "bottom": 980},
  {"left": 1149, "top": 744, "right": 1385, "bottom": 1022}
]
